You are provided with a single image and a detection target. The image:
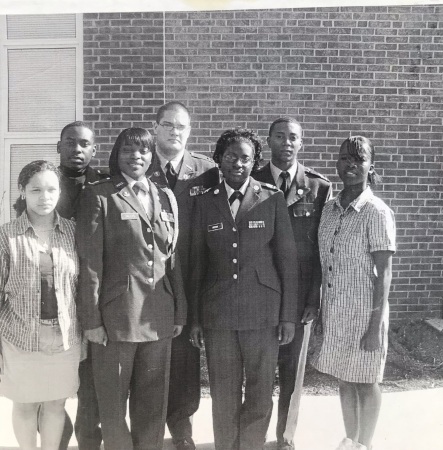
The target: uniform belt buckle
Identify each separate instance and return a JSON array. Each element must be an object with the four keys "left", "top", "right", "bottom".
[{"left": 40, "top": 318, "right": 59, "bottom": 326}]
